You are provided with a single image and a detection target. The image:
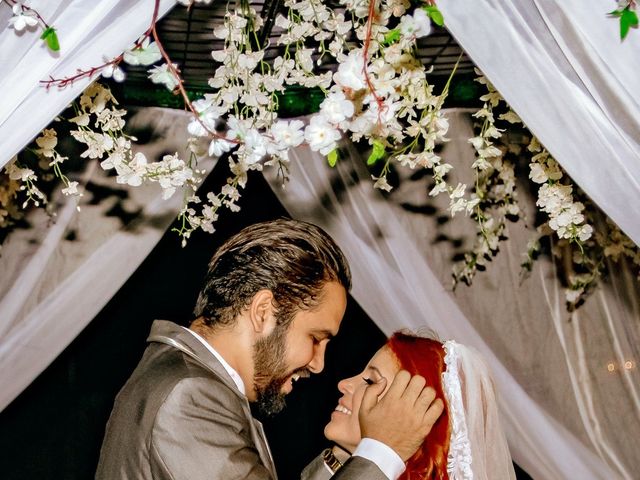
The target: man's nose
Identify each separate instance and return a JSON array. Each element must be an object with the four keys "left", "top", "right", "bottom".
[{"left": 307, "top": 342, "right": 327, "bottom": 373}]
